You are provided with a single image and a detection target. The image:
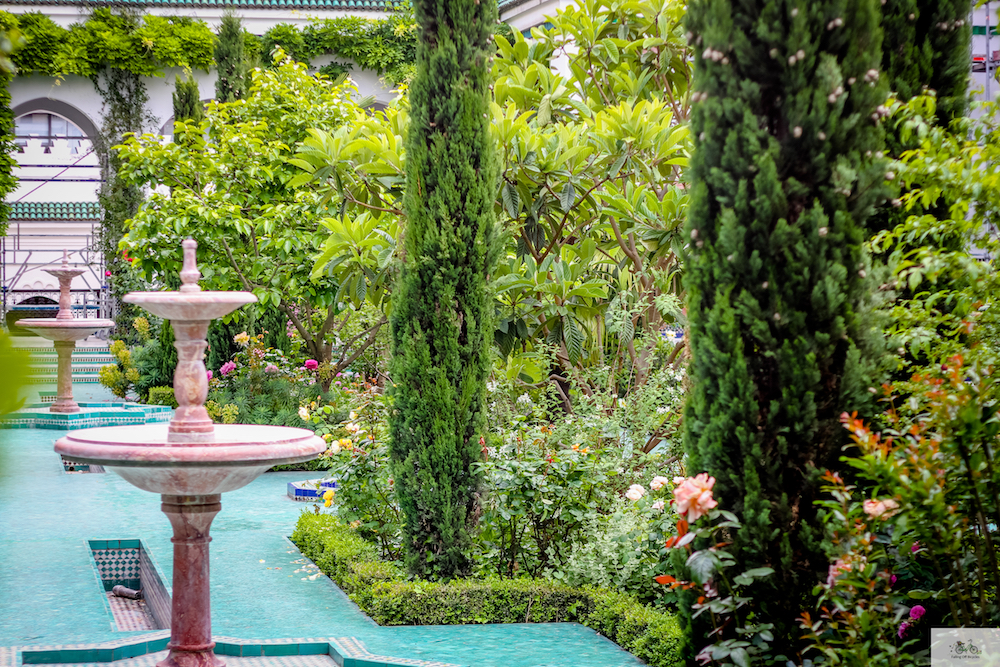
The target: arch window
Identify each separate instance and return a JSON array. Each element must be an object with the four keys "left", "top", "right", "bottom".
[{"left": 15, "top": 112, "right": 89, "bottom": 155}]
